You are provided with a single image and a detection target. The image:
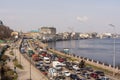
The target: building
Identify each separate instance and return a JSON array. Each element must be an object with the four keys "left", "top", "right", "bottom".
[{"left": 40, "top": 27, "right": 56, "bottom": 35}]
